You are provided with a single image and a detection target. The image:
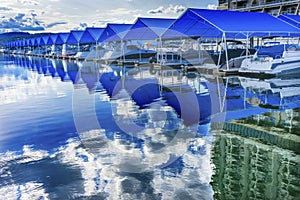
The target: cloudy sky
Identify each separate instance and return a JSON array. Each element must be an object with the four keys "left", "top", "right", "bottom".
[{"left": 0, "top": 0, "right": 217, "bottom": 33}]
